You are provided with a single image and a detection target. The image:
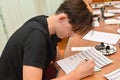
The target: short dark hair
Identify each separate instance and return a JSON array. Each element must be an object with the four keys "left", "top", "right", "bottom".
[{"left": 55, "top": 0, "right": 93, "bottom": 35}]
